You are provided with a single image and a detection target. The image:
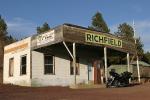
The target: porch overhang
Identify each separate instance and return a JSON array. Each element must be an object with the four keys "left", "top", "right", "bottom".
[{"left": 31, "top": 23, "right": 136, "bottom": 55}]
